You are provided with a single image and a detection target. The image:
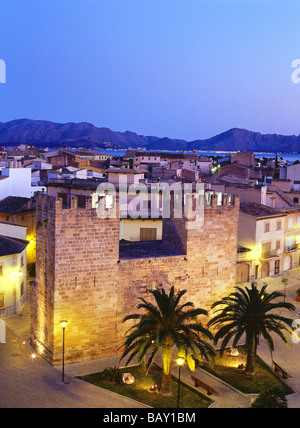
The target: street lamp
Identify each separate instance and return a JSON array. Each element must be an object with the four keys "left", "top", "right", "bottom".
[
  {"left": 60, "top": 320, "right": 68, "bottom": 382},
  {"left": 176, "top": 357, "right": 185, "bottom": 408}
]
